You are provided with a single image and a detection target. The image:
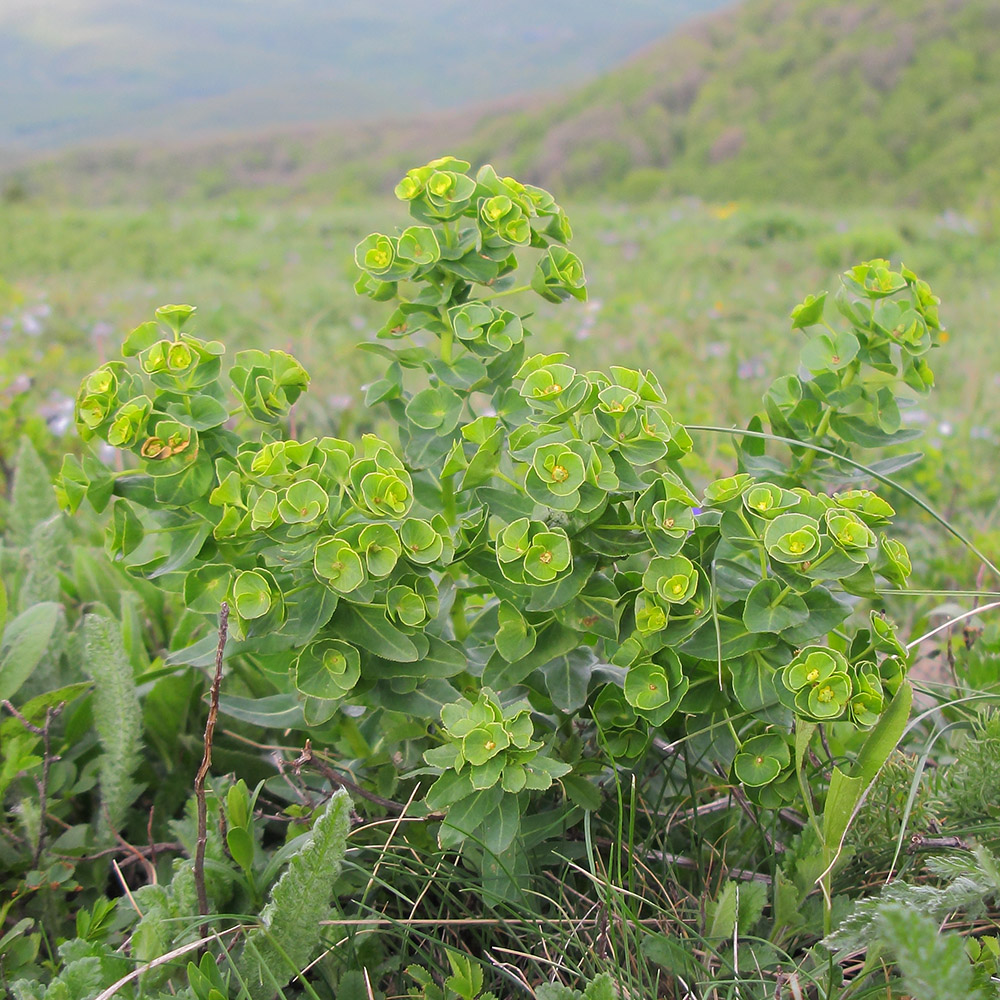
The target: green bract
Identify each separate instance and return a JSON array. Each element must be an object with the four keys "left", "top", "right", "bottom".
[
  {"left": 642, "top": 555, "right": 698, "bottom": 605},
  {"left": 314, "top": 538, "right": 366, "bottom": 594},
  {"left": 764, "top": 513, "right": 822, "bottom": 564},
  {"left": 733, "top": 734, "right": 791, "bottom": 787},
  {"left": 782, "top": 646, "right": 853, "bottom": 720},
  {"left": 294, "top": 639, "right": 361, "bottom": 700}
]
